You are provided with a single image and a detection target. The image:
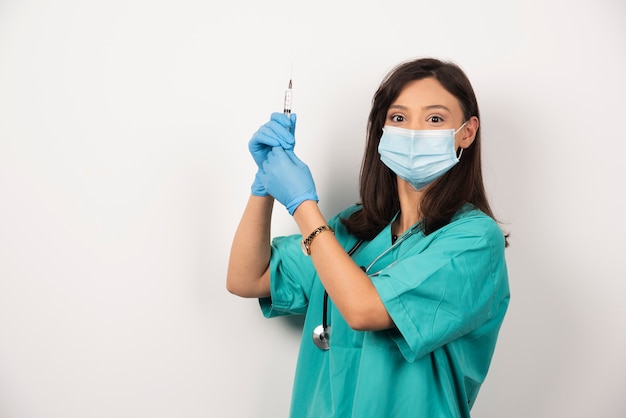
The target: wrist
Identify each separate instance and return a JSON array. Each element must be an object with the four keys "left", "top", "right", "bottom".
[
  {"left": 293, "top": 201, "right": 325, "bottom": 232},
  {"left": 286, "top": 194, "right": 318, "bottom": 215},
  {"left": 300, "top": 224, "right": 334, "bottom": 256}
]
